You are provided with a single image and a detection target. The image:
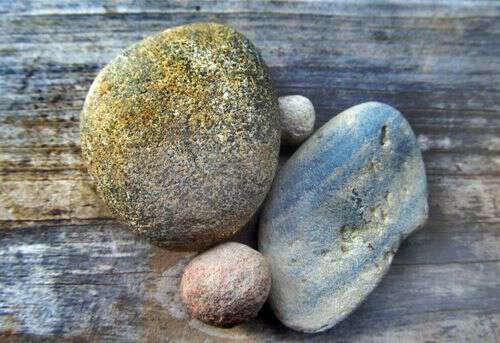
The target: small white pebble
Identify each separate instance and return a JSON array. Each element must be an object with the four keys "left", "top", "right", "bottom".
[{"left": 279, "top": 95, "right": 316, "bottom": 145}]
